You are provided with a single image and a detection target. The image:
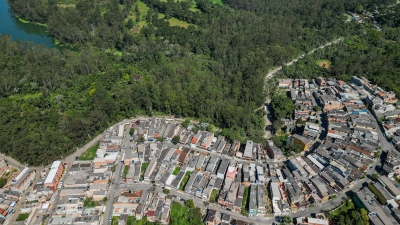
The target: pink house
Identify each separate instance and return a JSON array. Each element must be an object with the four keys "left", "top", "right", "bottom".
[{"left": 226, "top": 166, "right": 237, "bottom": 179}]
